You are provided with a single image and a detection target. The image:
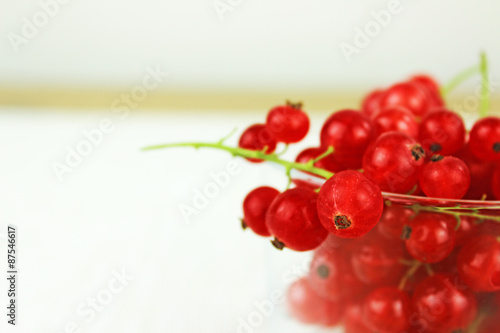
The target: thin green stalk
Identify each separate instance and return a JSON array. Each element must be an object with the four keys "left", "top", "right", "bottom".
[
  {"left": 406, "top": 203, "right": 500, "bottom": 223},
  {"left": 479, "top": 52, "right": 490, "bottom": 117},
  {"left": 440, "top": 65, "right": 479, "bottom": 97},
  {"left": 142, "top": 141, "right": 334, "bottom": 179}
]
